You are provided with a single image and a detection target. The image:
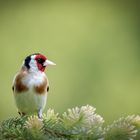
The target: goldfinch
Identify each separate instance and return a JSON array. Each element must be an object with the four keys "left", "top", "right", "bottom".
[{"left": 12, "top": 53, "right": 56, "bottom": 118}]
